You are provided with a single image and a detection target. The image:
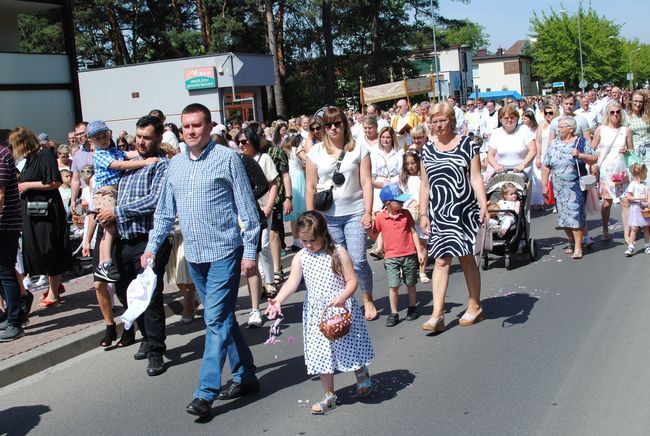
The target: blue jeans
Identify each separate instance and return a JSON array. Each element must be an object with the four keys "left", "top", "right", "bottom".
[
  {"left": 0, "top": 231, "right": 22, "bottom": 326},
  {"left": 188, "top": 246, "right": 256, "bottom": 402},
  {"left": 325, "top": 212, "right": 373, "bottom": 292}
]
